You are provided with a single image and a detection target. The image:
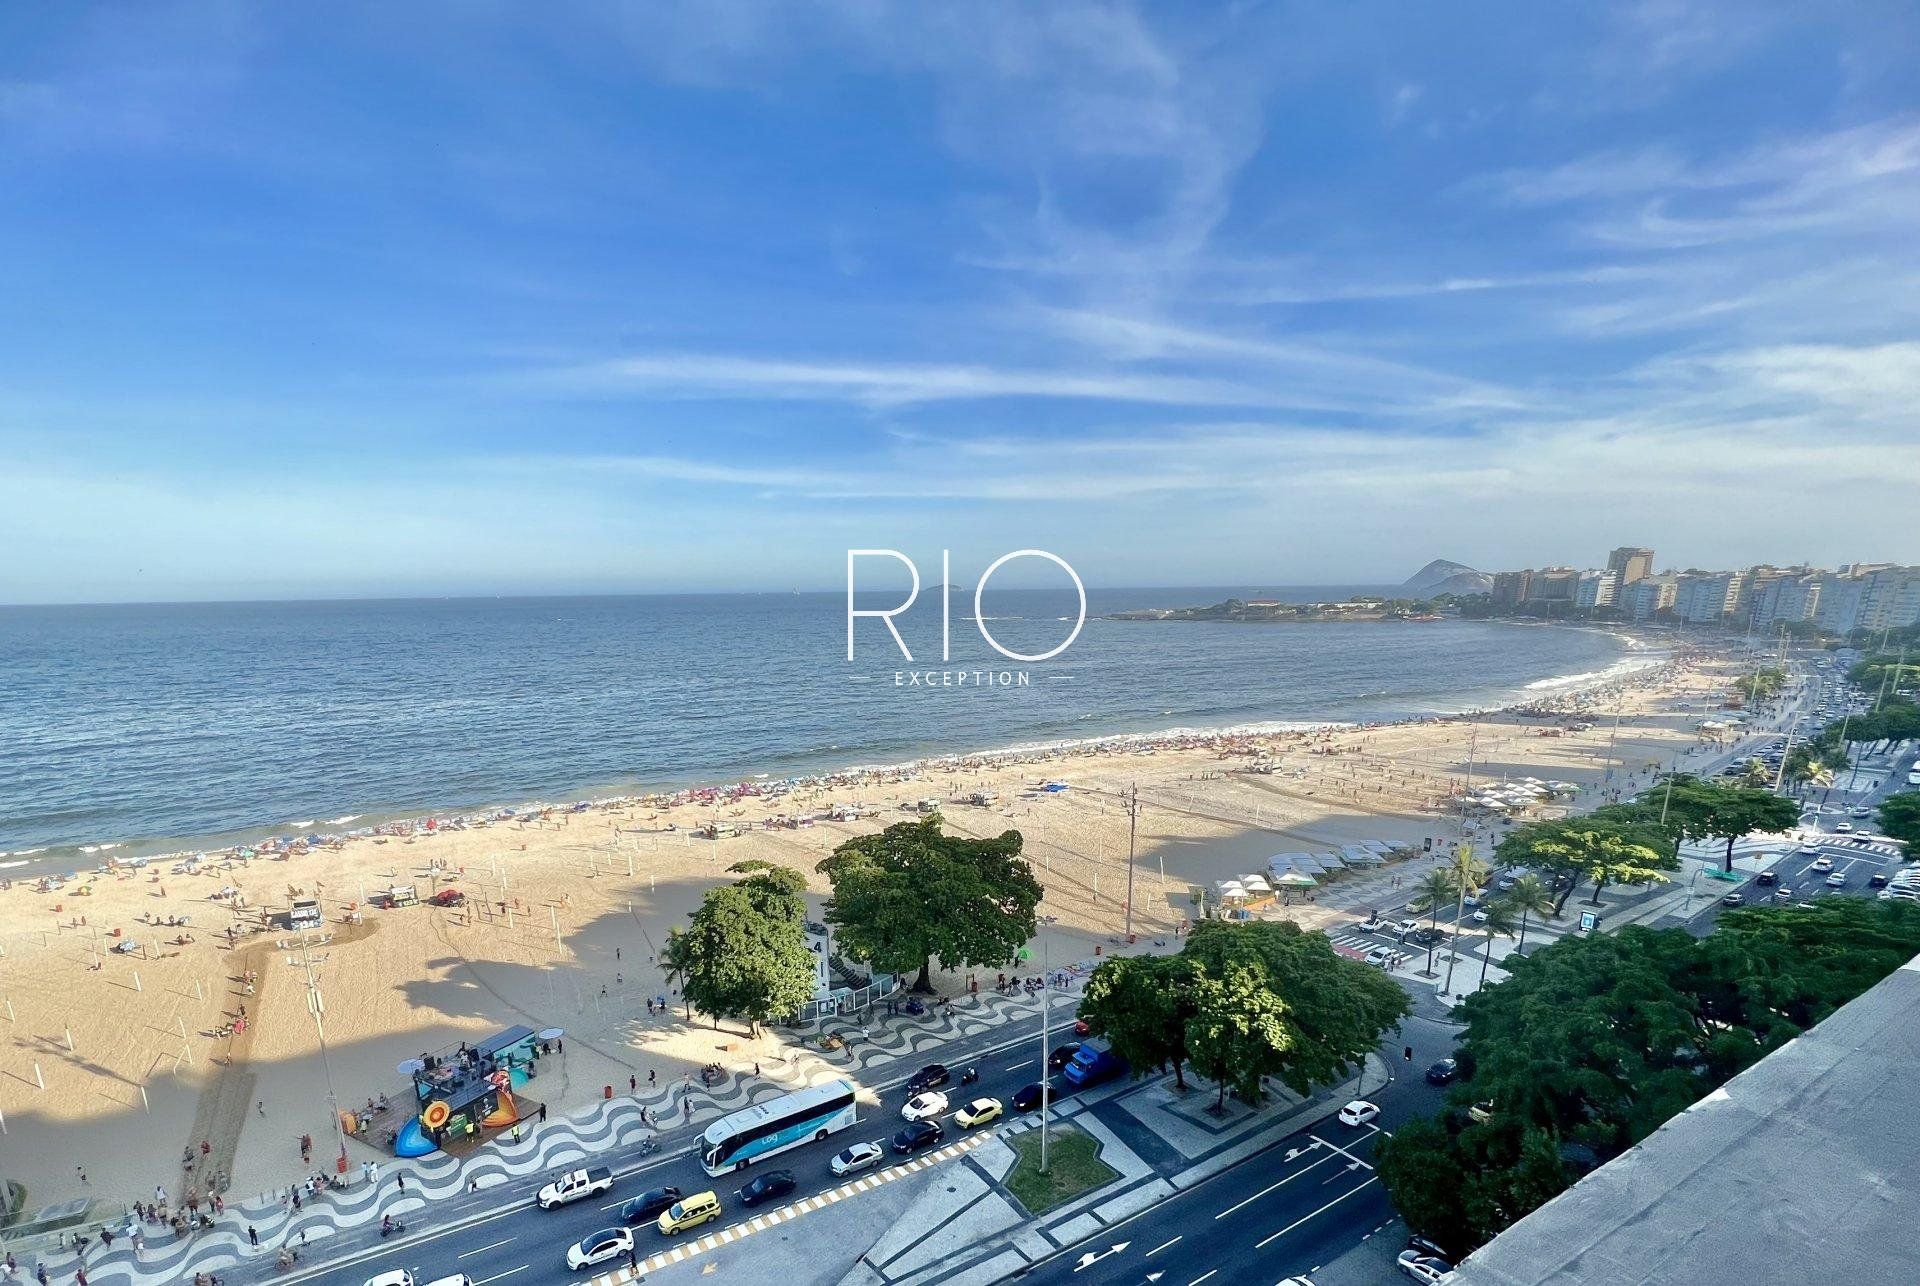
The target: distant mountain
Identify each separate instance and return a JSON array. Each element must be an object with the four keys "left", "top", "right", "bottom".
[{"left": 1401, "top": 559, "right": 1491, "bottom": 597}]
